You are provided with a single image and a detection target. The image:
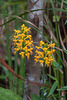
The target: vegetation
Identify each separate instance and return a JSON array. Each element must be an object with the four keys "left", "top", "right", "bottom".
[{"left": 0, "top": 0, "right": 67, "bottom": 100}]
